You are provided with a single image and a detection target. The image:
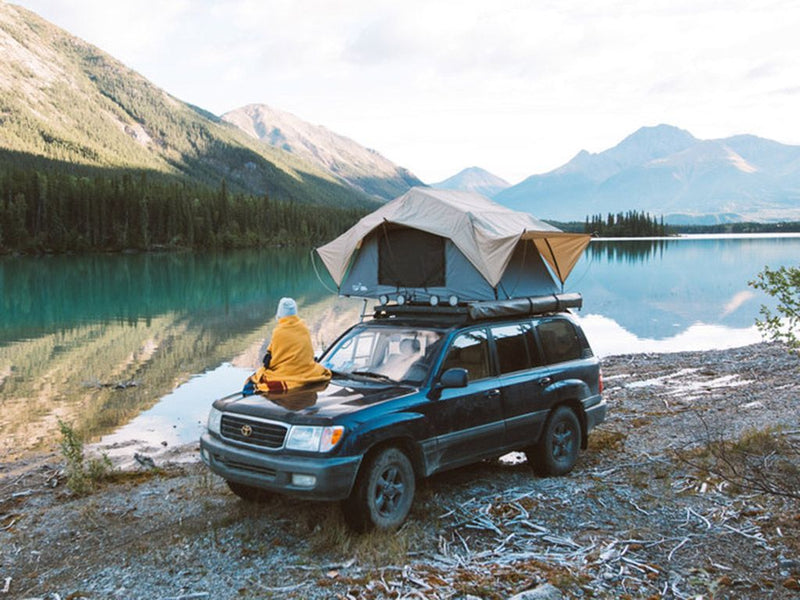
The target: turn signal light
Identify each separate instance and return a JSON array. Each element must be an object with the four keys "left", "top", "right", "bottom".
[{"left": 321, "top": 426, "right": 344, "bottom": 450}]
